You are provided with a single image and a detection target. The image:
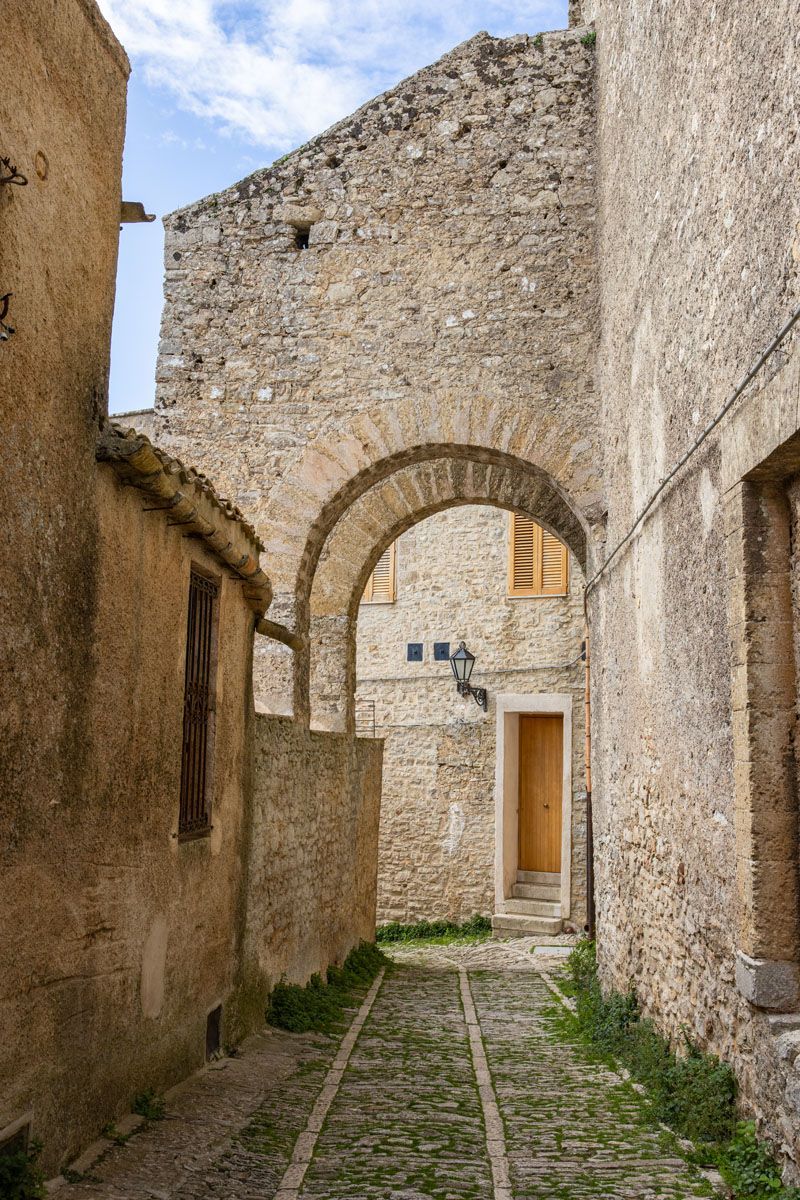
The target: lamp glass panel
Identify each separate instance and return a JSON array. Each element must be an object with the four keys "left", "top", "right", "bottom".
[{"left": 450, "top": 642, "right": 475, "bottom": 683}]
